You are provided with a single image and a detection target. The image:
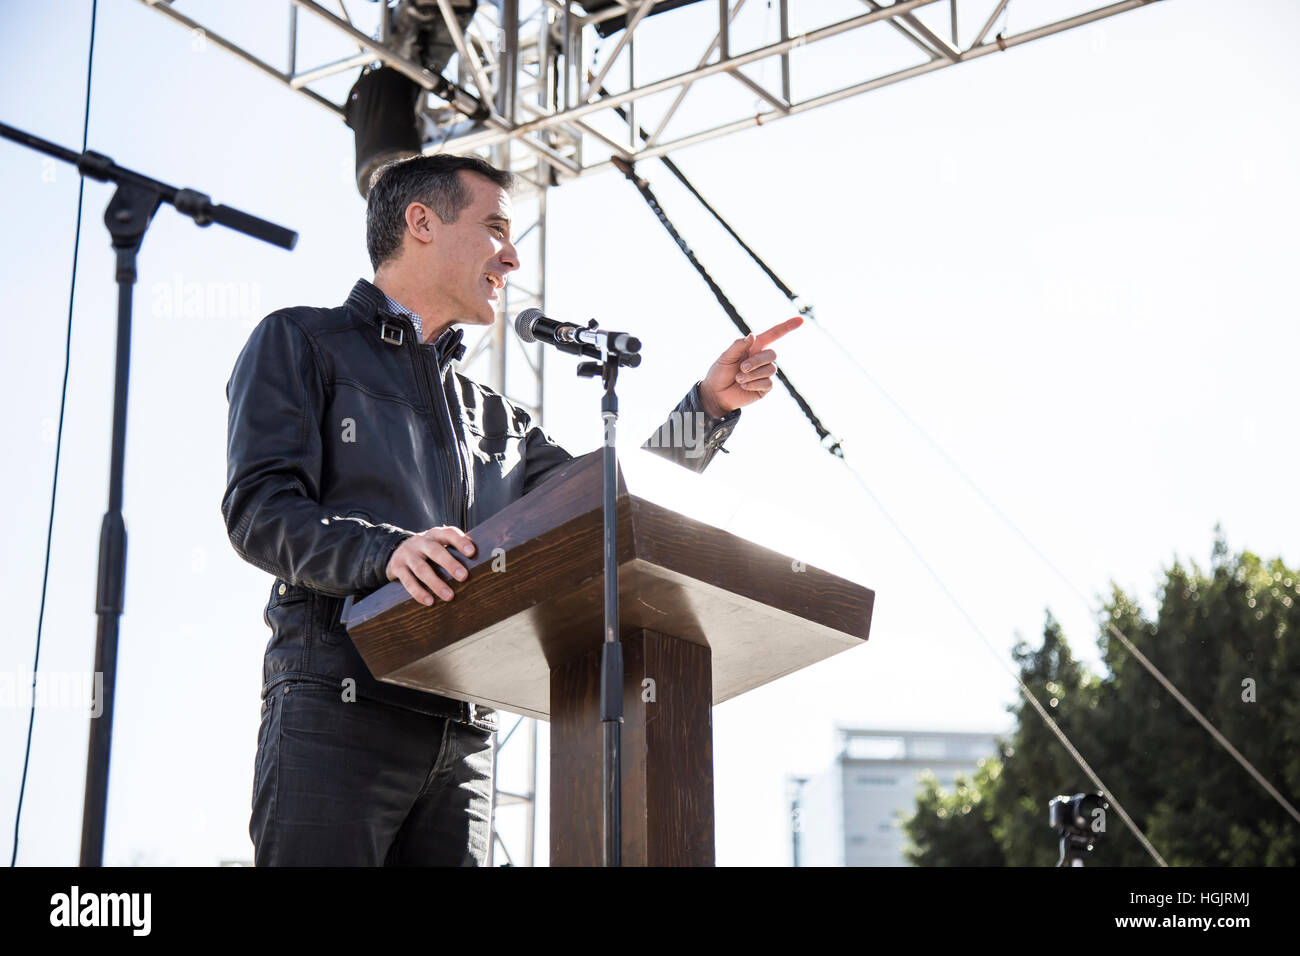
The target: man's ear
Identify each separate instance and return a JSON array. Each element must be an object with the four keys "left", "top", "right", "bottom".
[{"left": 404, "top": 201, "right": 435, "bottom": 245}]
